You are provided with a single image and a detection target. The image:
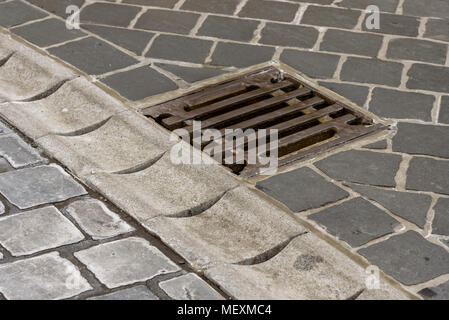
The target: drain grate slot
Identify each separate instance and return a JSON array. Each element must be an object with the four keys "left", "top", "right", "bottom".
[{"left": 143, "top": 67, "right": 386, "bottom": 177}]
